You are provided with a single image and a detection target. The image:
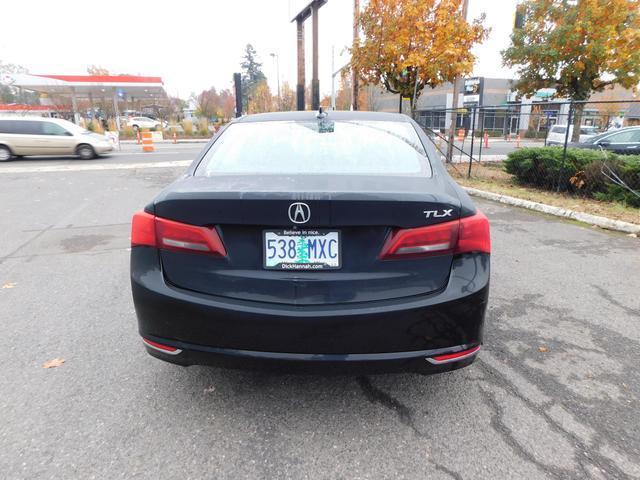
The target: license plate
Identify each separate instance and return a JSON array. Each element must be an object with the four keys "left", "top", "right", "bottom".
[{"left": 263, "top": 229, "right": 341, "bottom": 270}]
